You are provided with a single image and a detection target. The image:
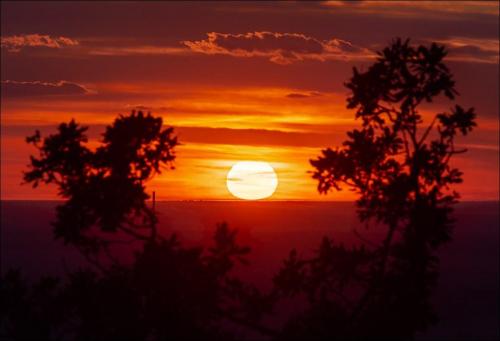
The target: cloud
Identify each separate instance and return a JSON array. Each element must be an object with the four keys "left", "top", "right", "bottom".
[
  {"left": 174, "top": 126, "right": 345, "bottom": 148},
  {"left": 88, "top": 46, "right": 187, "bottom": 56},
  {"left": 323, "top": 1, "right": 499, "bottom": 18},
  {"left": 1, "top": 80, "right": 91, "bottom": 97},
  {"left": 123, "top": 104, "right": 172, "bottom": 112},
  {"left": 182, "top": 31, "right": 374, "bottom": 64},
  {"left": 435, "top": 37, "right": 499, "bottom": 64},
  {"left": 1, "top": 34, "right": 79, "bottom": 52},
  {"left": 286, "top": 91, "right": 323, "bottom": 99},
  {"left": 129, "top": 105, "right": 154, "bottom": 111},
  {"left": 1, "top": 123, "right": 344, "bottom": 148}
]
